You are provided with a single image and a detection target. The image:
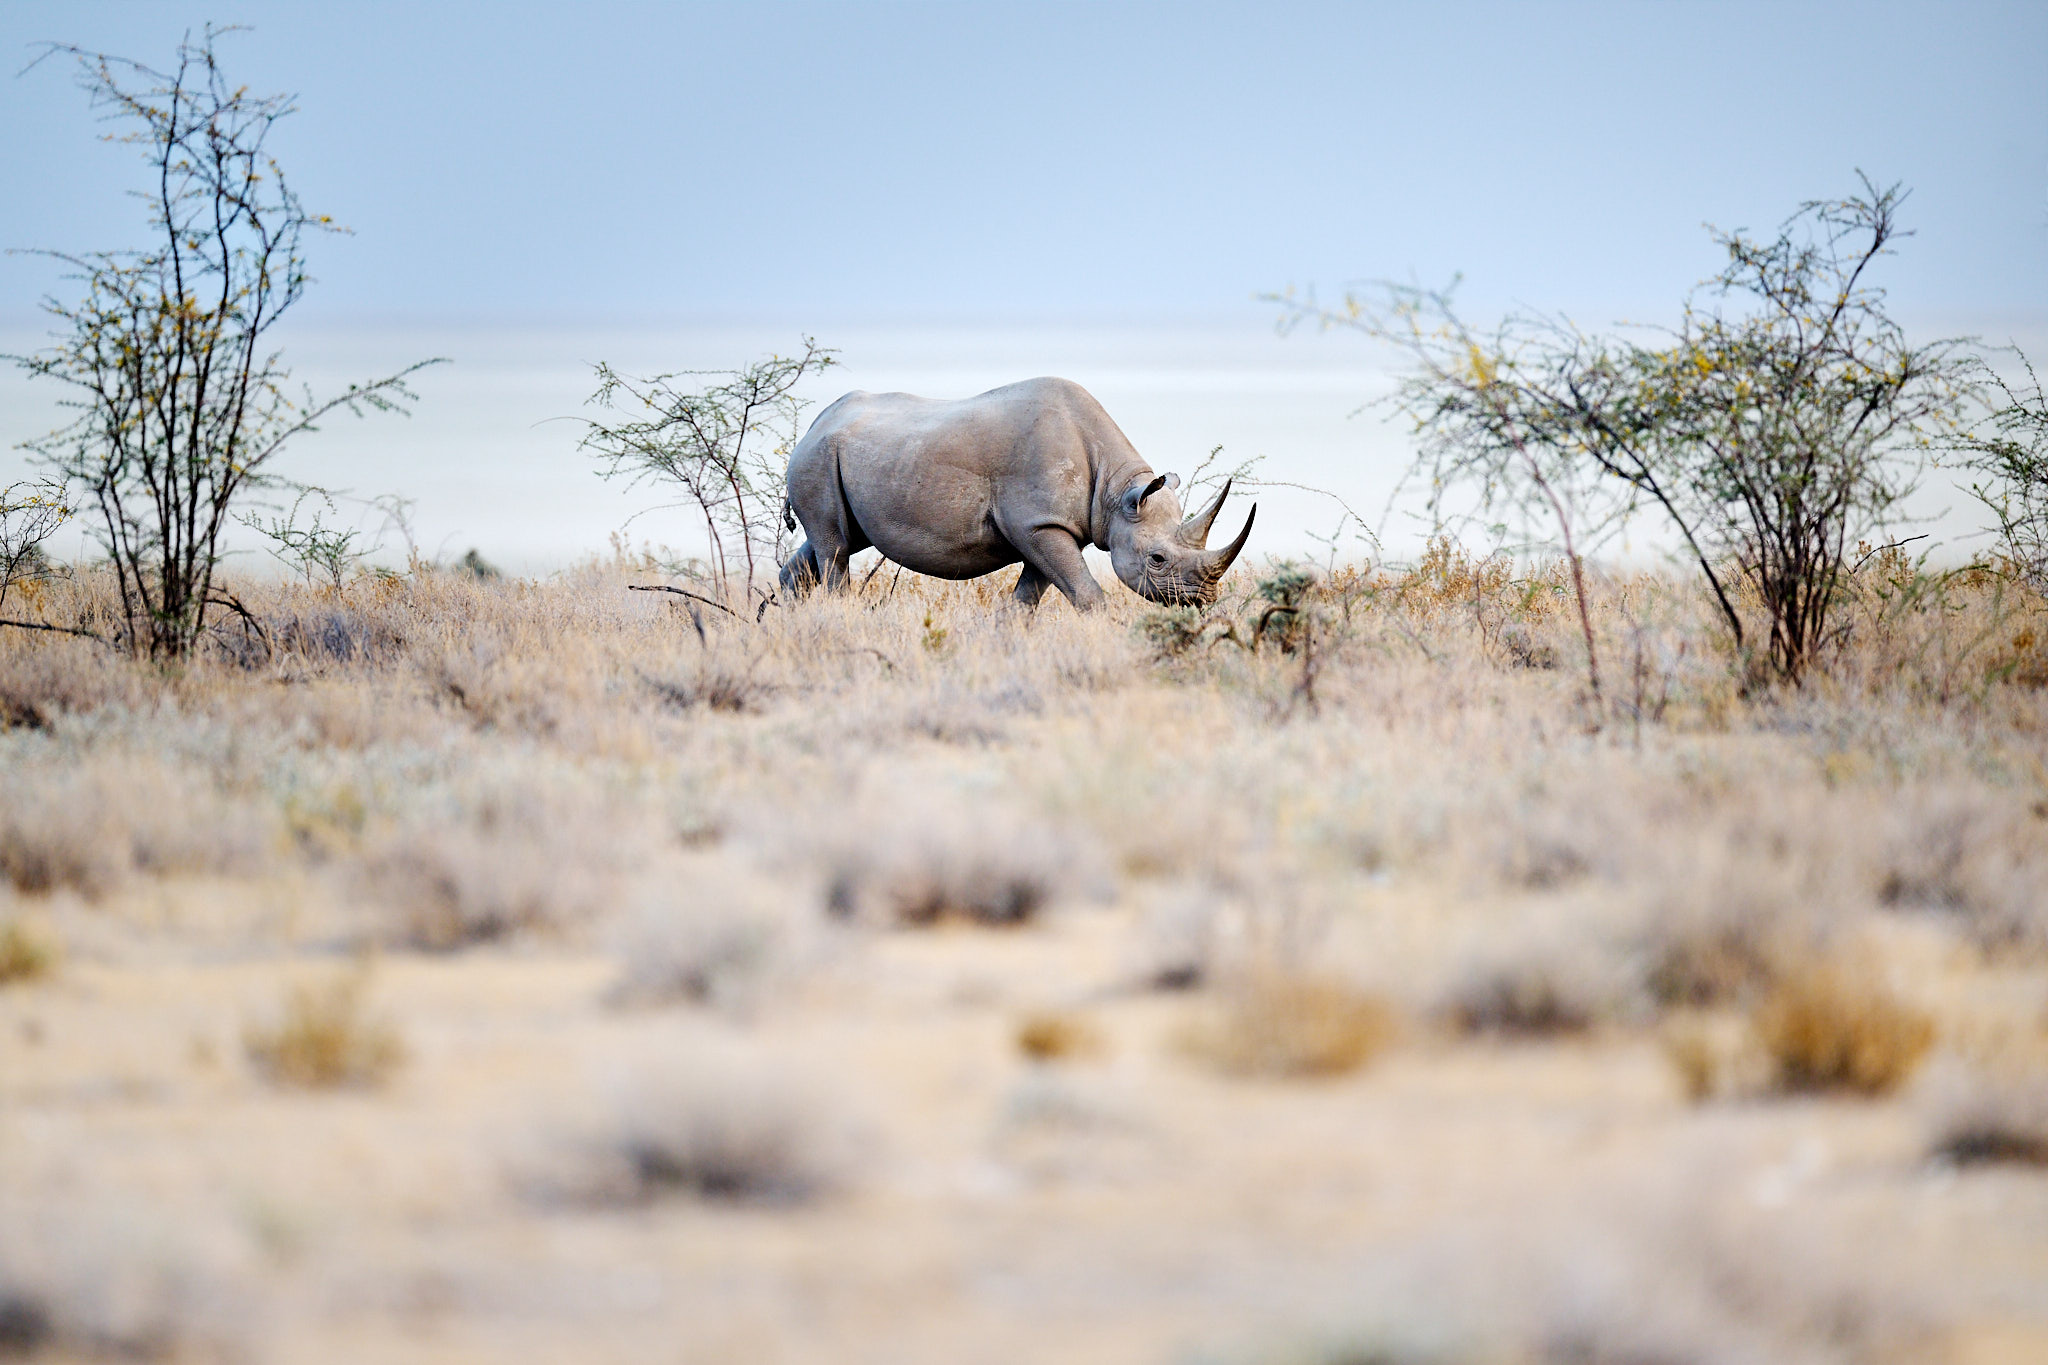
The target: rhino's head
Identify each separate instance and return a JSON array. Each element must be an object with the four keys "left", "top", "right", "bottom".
[{"left": 1108, "top": 473, "right": 1256, "bottom": 606}]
